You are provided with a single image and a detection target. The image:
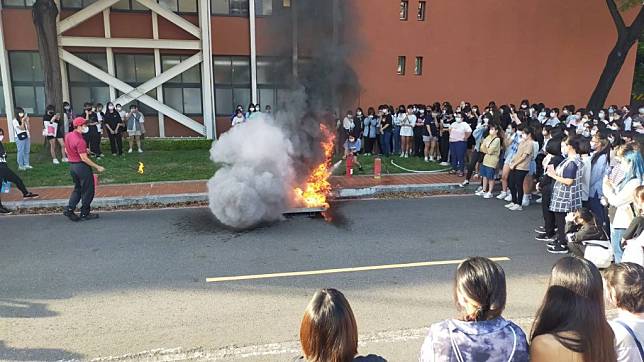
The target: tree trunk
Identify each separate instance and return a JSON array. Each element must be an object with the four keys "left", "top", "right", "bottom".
[
  {"left": 32, "top": 0, "right": 62, "bottom": 114},
  {"left": 587, "top": 3, "right": 644, "bottom": 111}
]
